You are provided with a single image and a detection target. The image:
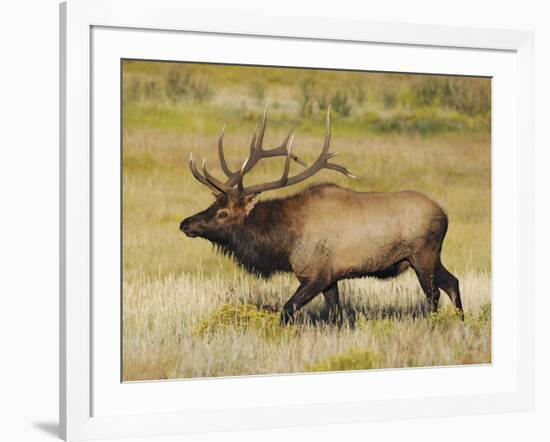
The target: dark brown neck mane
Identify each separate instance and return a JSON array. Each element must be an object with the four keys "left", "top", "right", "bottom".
[{"left": 203, "top": 198, "right": 297, "bottom": 278}]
